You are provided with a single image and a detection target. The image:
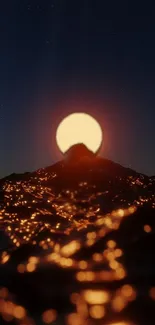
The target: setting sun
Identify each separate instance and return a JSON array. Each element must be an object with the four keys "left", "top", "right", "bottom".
[{"left": 56, "top": 113, "right": 103, "bottom": 154}]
